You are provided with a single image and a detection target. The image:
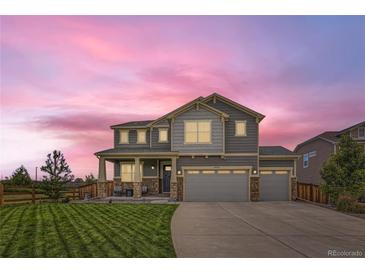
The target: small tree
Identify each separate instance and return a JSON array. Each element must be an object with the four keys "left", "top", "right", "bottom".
[
  {"left": 85, "top": 173, "right": 97, "bottom": 185},
  {"left": 321, "top": 134, "right": 365, "bottom": 202},
  {"left": 9, "top": 165, "right": 32, "bottom": 185},
  {"left": 73, "top": 177, "right": 84, "bottom": 185},
  {"left": 40, "top": 150, "right": 74, "bottom": 201}
]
